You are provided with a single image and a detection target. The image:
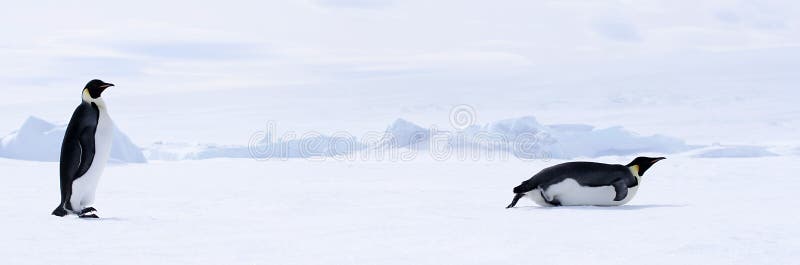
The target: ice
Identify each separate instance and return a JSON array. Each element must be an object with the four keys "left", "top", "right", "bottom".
[
  {"left": 141, "top": 142, "right": 211, "bottom": 161},
  {"left": 141, "top": 116, "right": 696, "bottom": 161},
  {"left": 383, "top": 118, "right": 430, "bottom": 148},
  {"left": 0, "top": 116, "right": 146, "bottom": 163},
  {"left": 143, "top": 136, "right": 364, "bottom": 160},
  {"left": 483, "top": 116, "right": 551, "bottom": 139},
  {"left": 384, "top": 116, "right": 695, "bottom": 159},
  {"left": 692, "top": 144, "right": 778, "bottom": 158},
  {"left": 548, "top": 125, "right": 693, "bottom": 158},
  {"left": 476, "top": 116, "right": 693, "bottom": 158}
]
